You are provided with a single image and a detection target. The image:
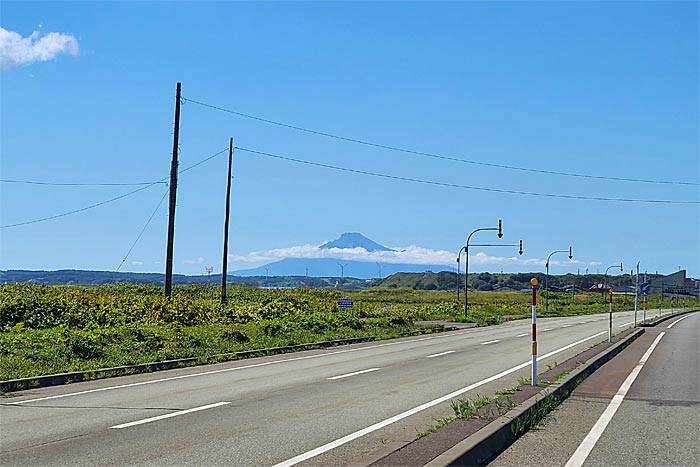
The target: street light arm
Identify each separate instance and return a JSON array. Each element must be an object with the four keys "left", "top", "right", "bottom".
[
  {"left": 546, "top": 249, "right": 570, "bottom": 266},
  {"left": 466, "top": 227, "right": 498, "bottom": 247}
]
